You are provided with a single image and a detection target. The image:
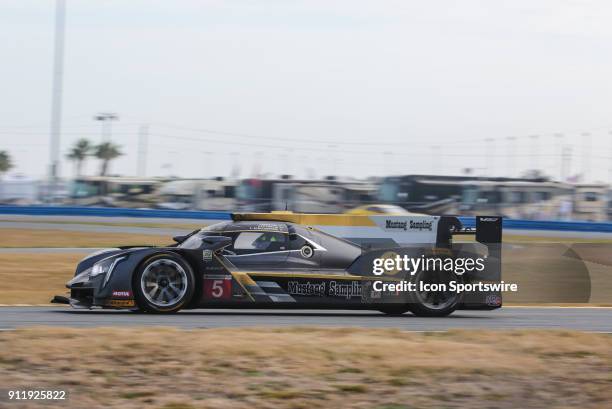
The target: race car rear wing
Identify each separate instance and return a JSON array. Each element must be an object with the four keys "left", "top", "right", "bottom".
[
  {"left": 444, "top": 215, "right": 502, "bottom": 271},
  {"left": 448, "top": 215, "right": 502, "bottom": 244}
]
